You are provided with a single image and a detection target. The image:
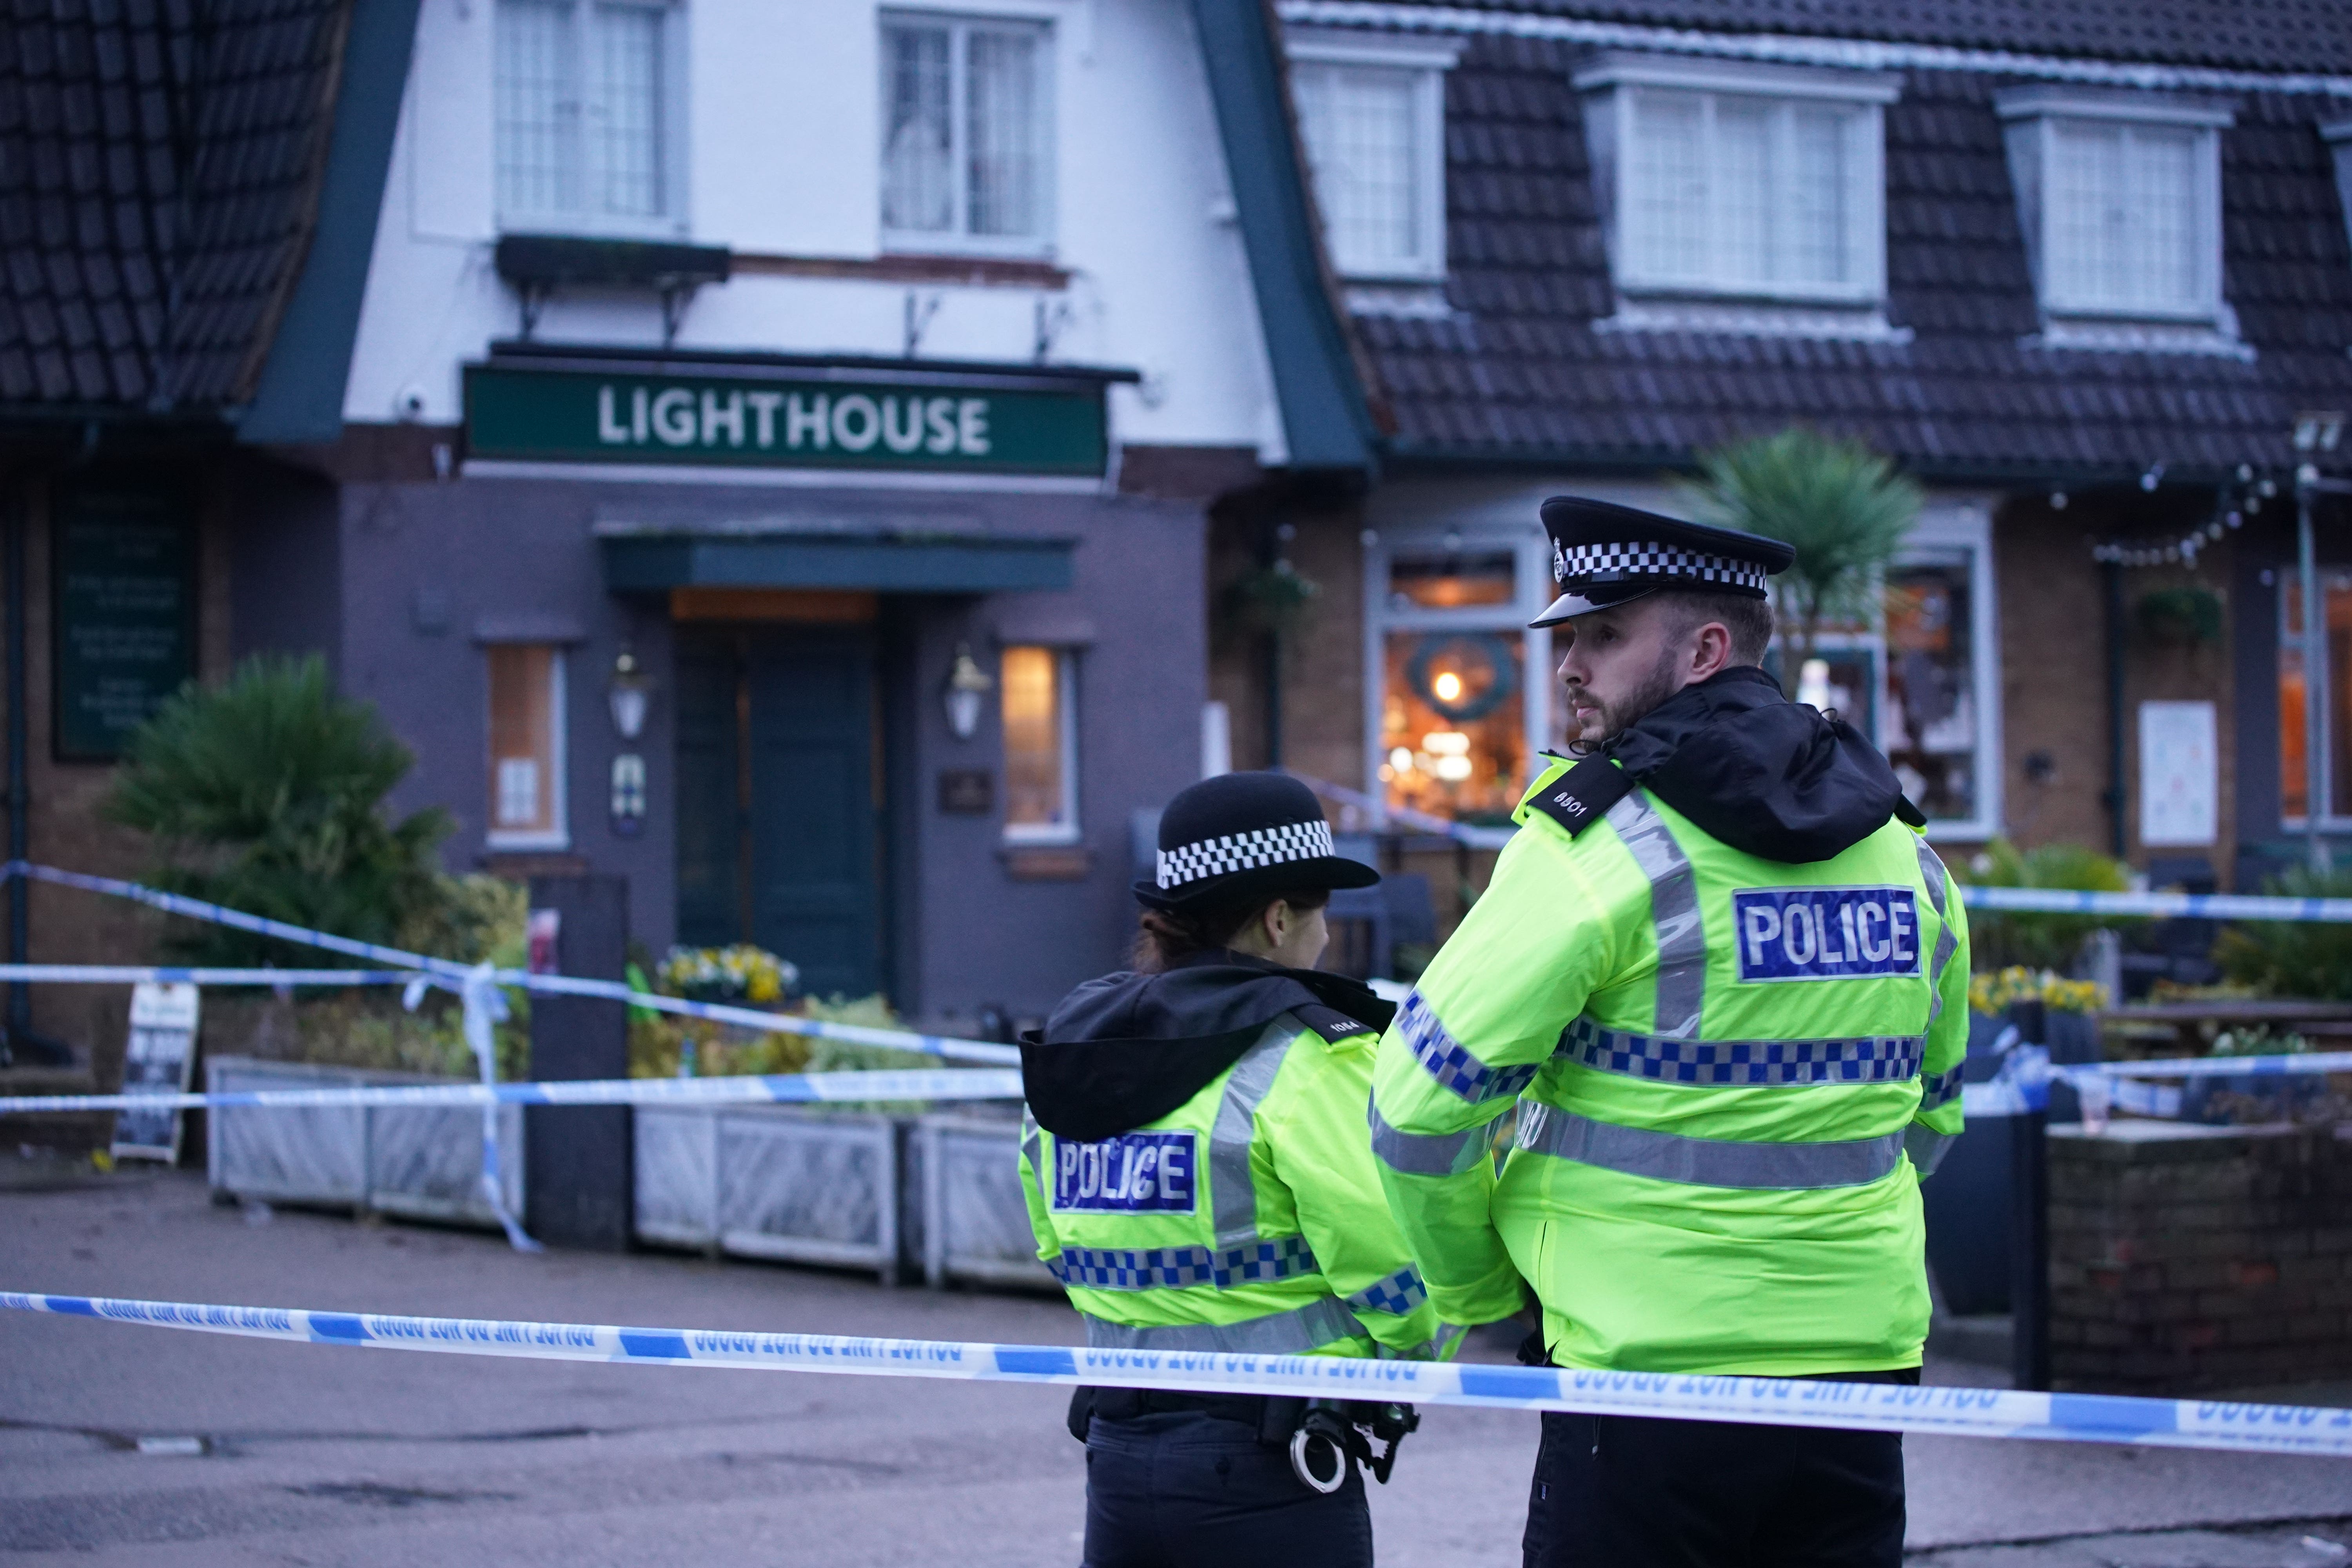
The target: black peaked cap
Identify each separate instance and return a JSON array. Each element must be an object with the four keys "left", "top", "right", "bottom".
[
  {"left": 1137, "top": 771, "right": 1378, "bottom": 911},
  {"left": 1533, "top": 496, "right": 1796, "bottom": 628}
]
